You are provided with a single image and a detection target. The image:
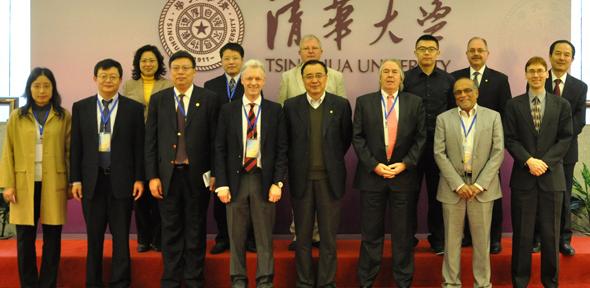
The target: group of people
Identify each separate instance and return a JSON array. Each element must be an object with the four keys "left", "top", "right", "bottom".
[{"left": 0, "top": 33, "right": 586, "bottom": 288}]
